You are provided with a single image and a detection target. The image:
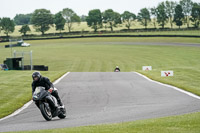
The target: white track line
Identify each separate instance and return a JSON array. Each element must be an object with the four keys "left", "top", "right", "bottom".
[
  {"left": 0, "top": 72, "right": 70, "bottom": 122},
  {"left": 133, "top": 72, "right": 200, "bottom": 100}
]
